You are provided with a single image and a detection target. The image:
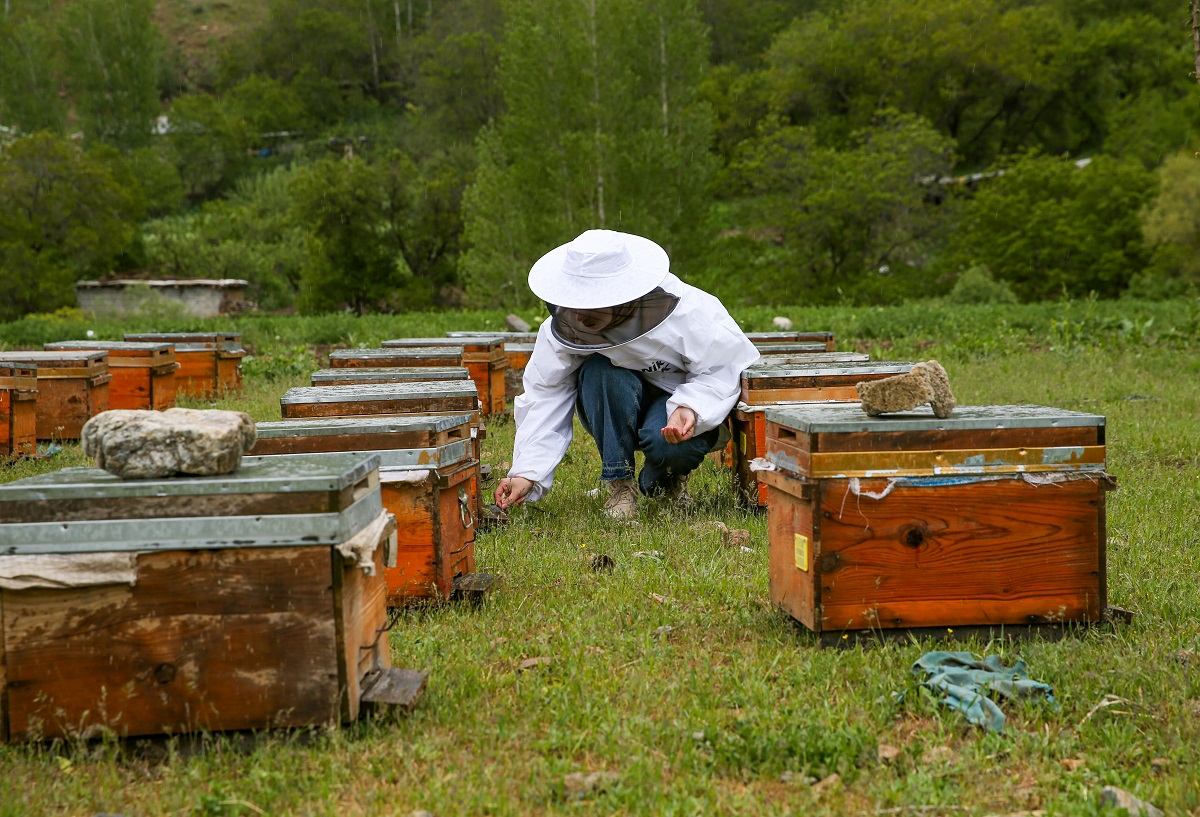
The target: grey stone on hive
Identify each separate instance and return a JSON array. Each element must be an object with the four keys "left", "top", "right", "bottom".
[
  {"left": 81, "top": 408, "right": 257, "bottom": 479},
  {"left": 505, "top": 313, "right": 531, "bottom": 332}
]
